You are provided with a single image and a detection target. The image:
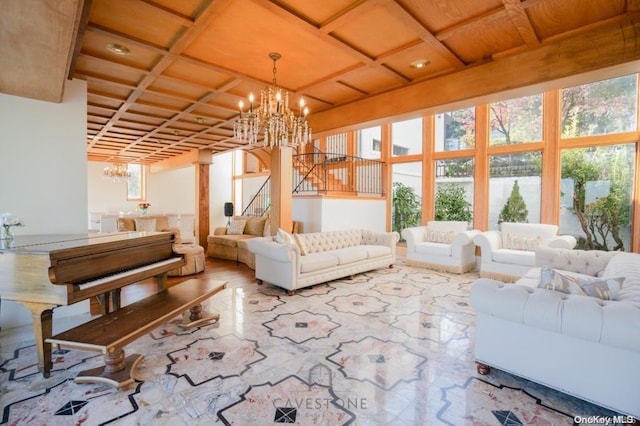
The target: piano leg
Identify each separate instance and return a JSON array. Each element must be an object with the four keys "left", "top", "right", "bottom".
[{"left": 20, "top": 302, "right": 56, "bottom": 377}]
